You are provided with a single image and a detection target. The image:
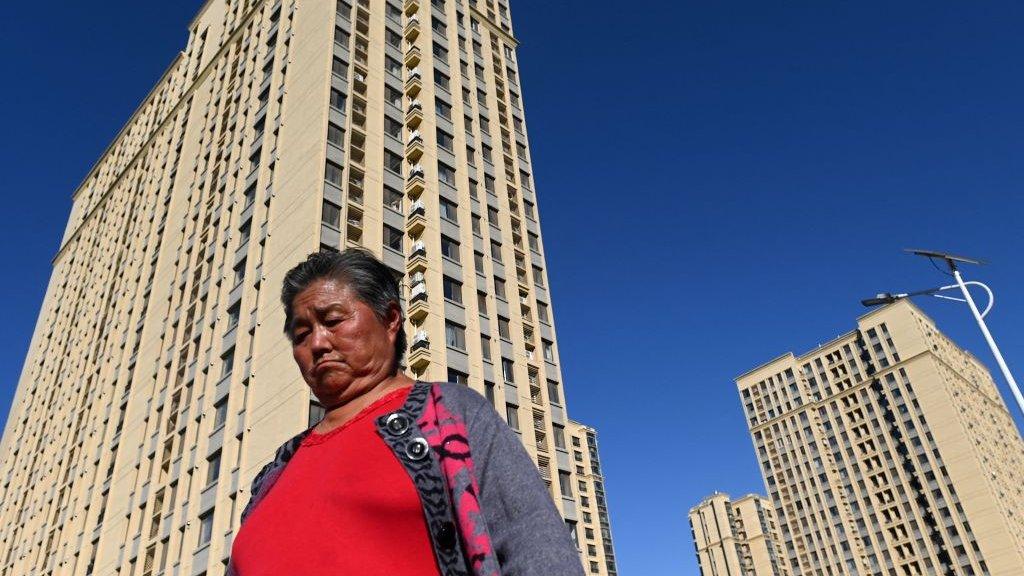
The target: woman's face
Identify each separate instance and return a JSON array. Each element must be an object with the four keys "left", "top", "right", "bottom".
[{"left": 288, "top": 279, "right": 400, "bottom": 405}]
